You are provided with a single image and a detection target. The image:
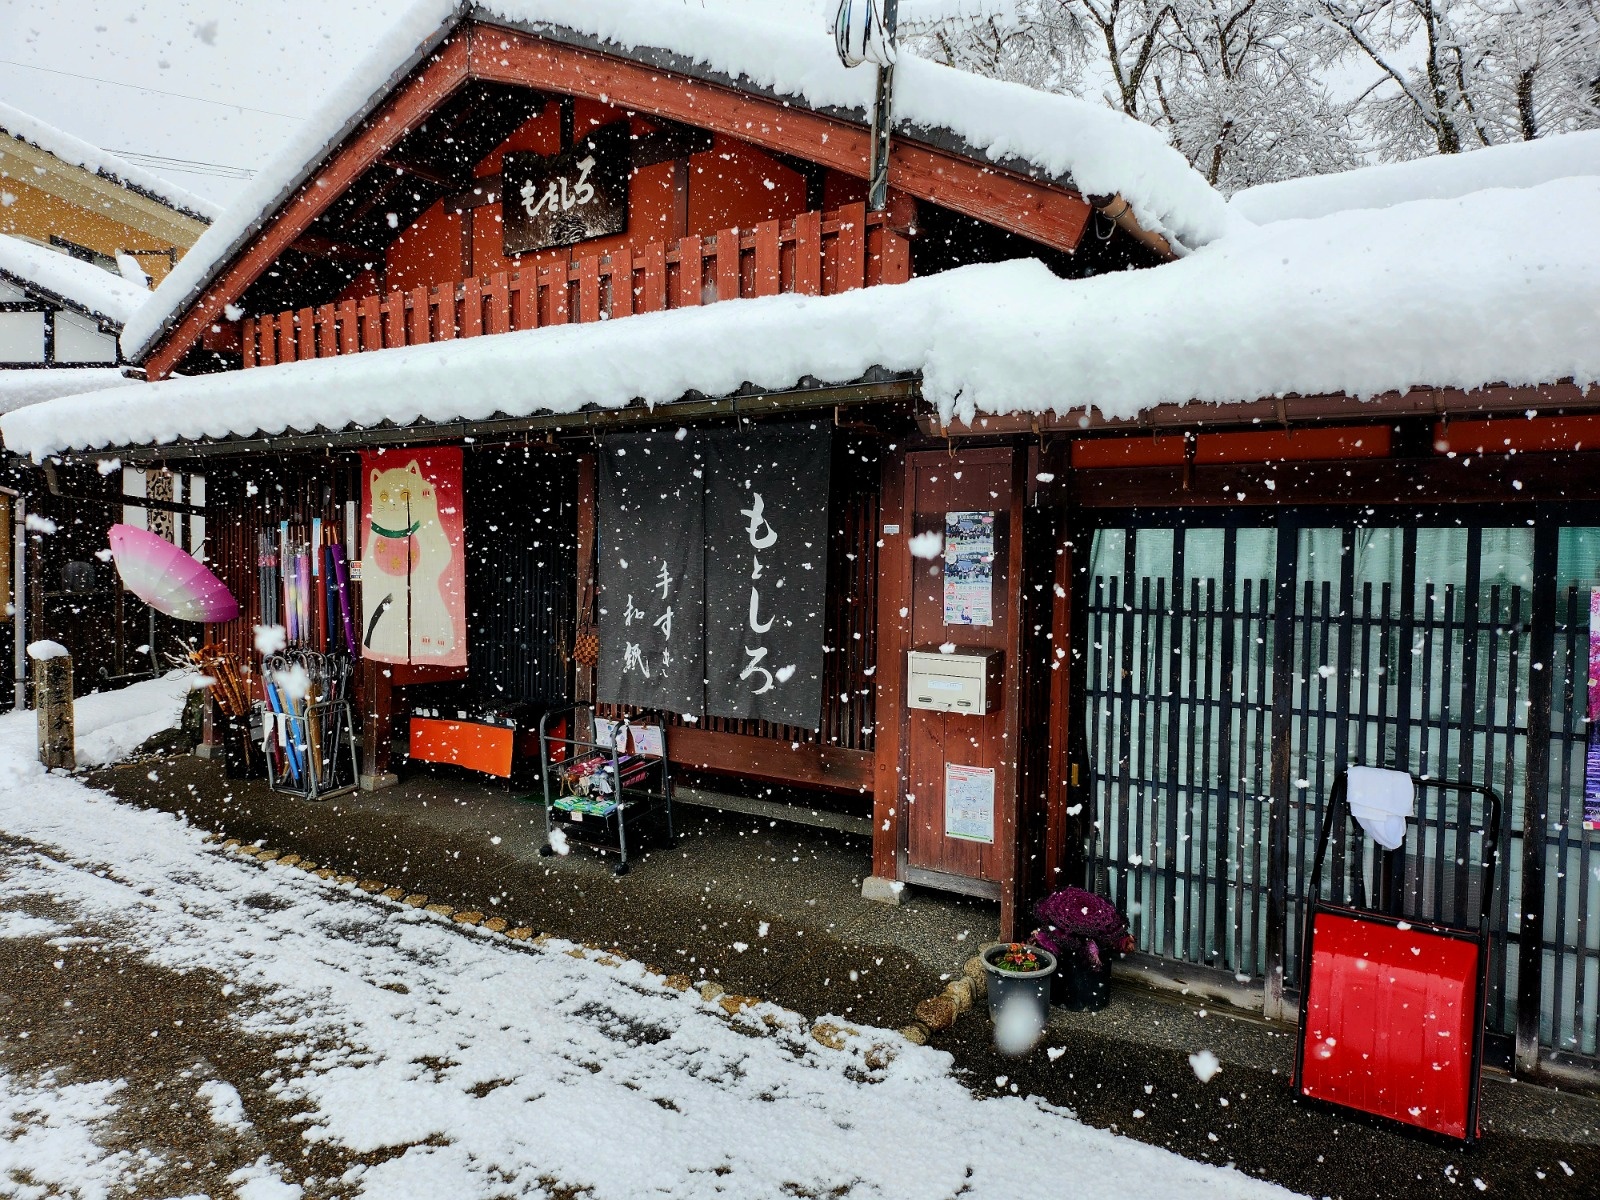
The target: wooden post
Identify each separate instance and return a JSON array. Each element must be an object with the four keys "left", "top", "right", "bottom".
[
  {"left": 33, "top": 646, "right": 73, "bottom": 771},
  {"left": 865, "top": 449, "right": 909, "bottom": 904},
  {"left": 359, "top": 656, "right": 397, "bottom": 791}
]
